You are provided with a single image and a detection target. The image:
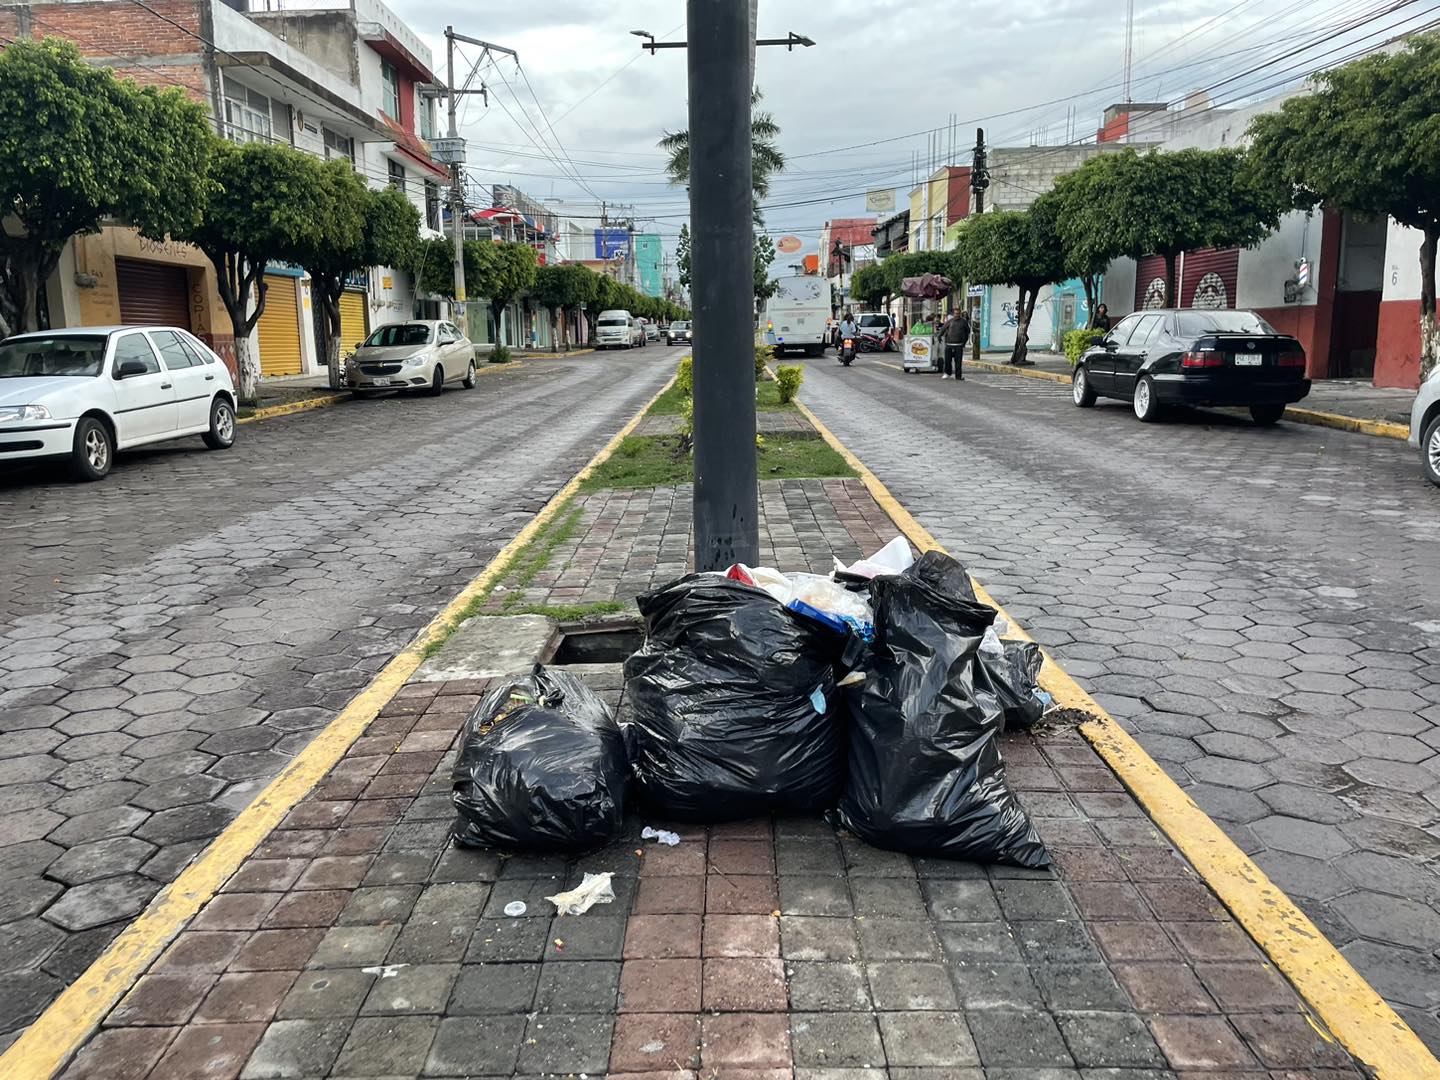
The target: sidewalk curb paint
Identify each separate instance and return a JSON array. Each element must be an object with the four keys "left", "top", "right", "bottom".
[
  {"left": 794, "top": 396, "right": 1440, "bottom": 1080},
  {"left": 967, "top": 359, "right": 1413, "bottom": 441},
  {"left": 236, "top": 392, "right": 348, "bottom": 425},
  {"left": 0, "top": 373, "right": 677, "bottom": 1080}
]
